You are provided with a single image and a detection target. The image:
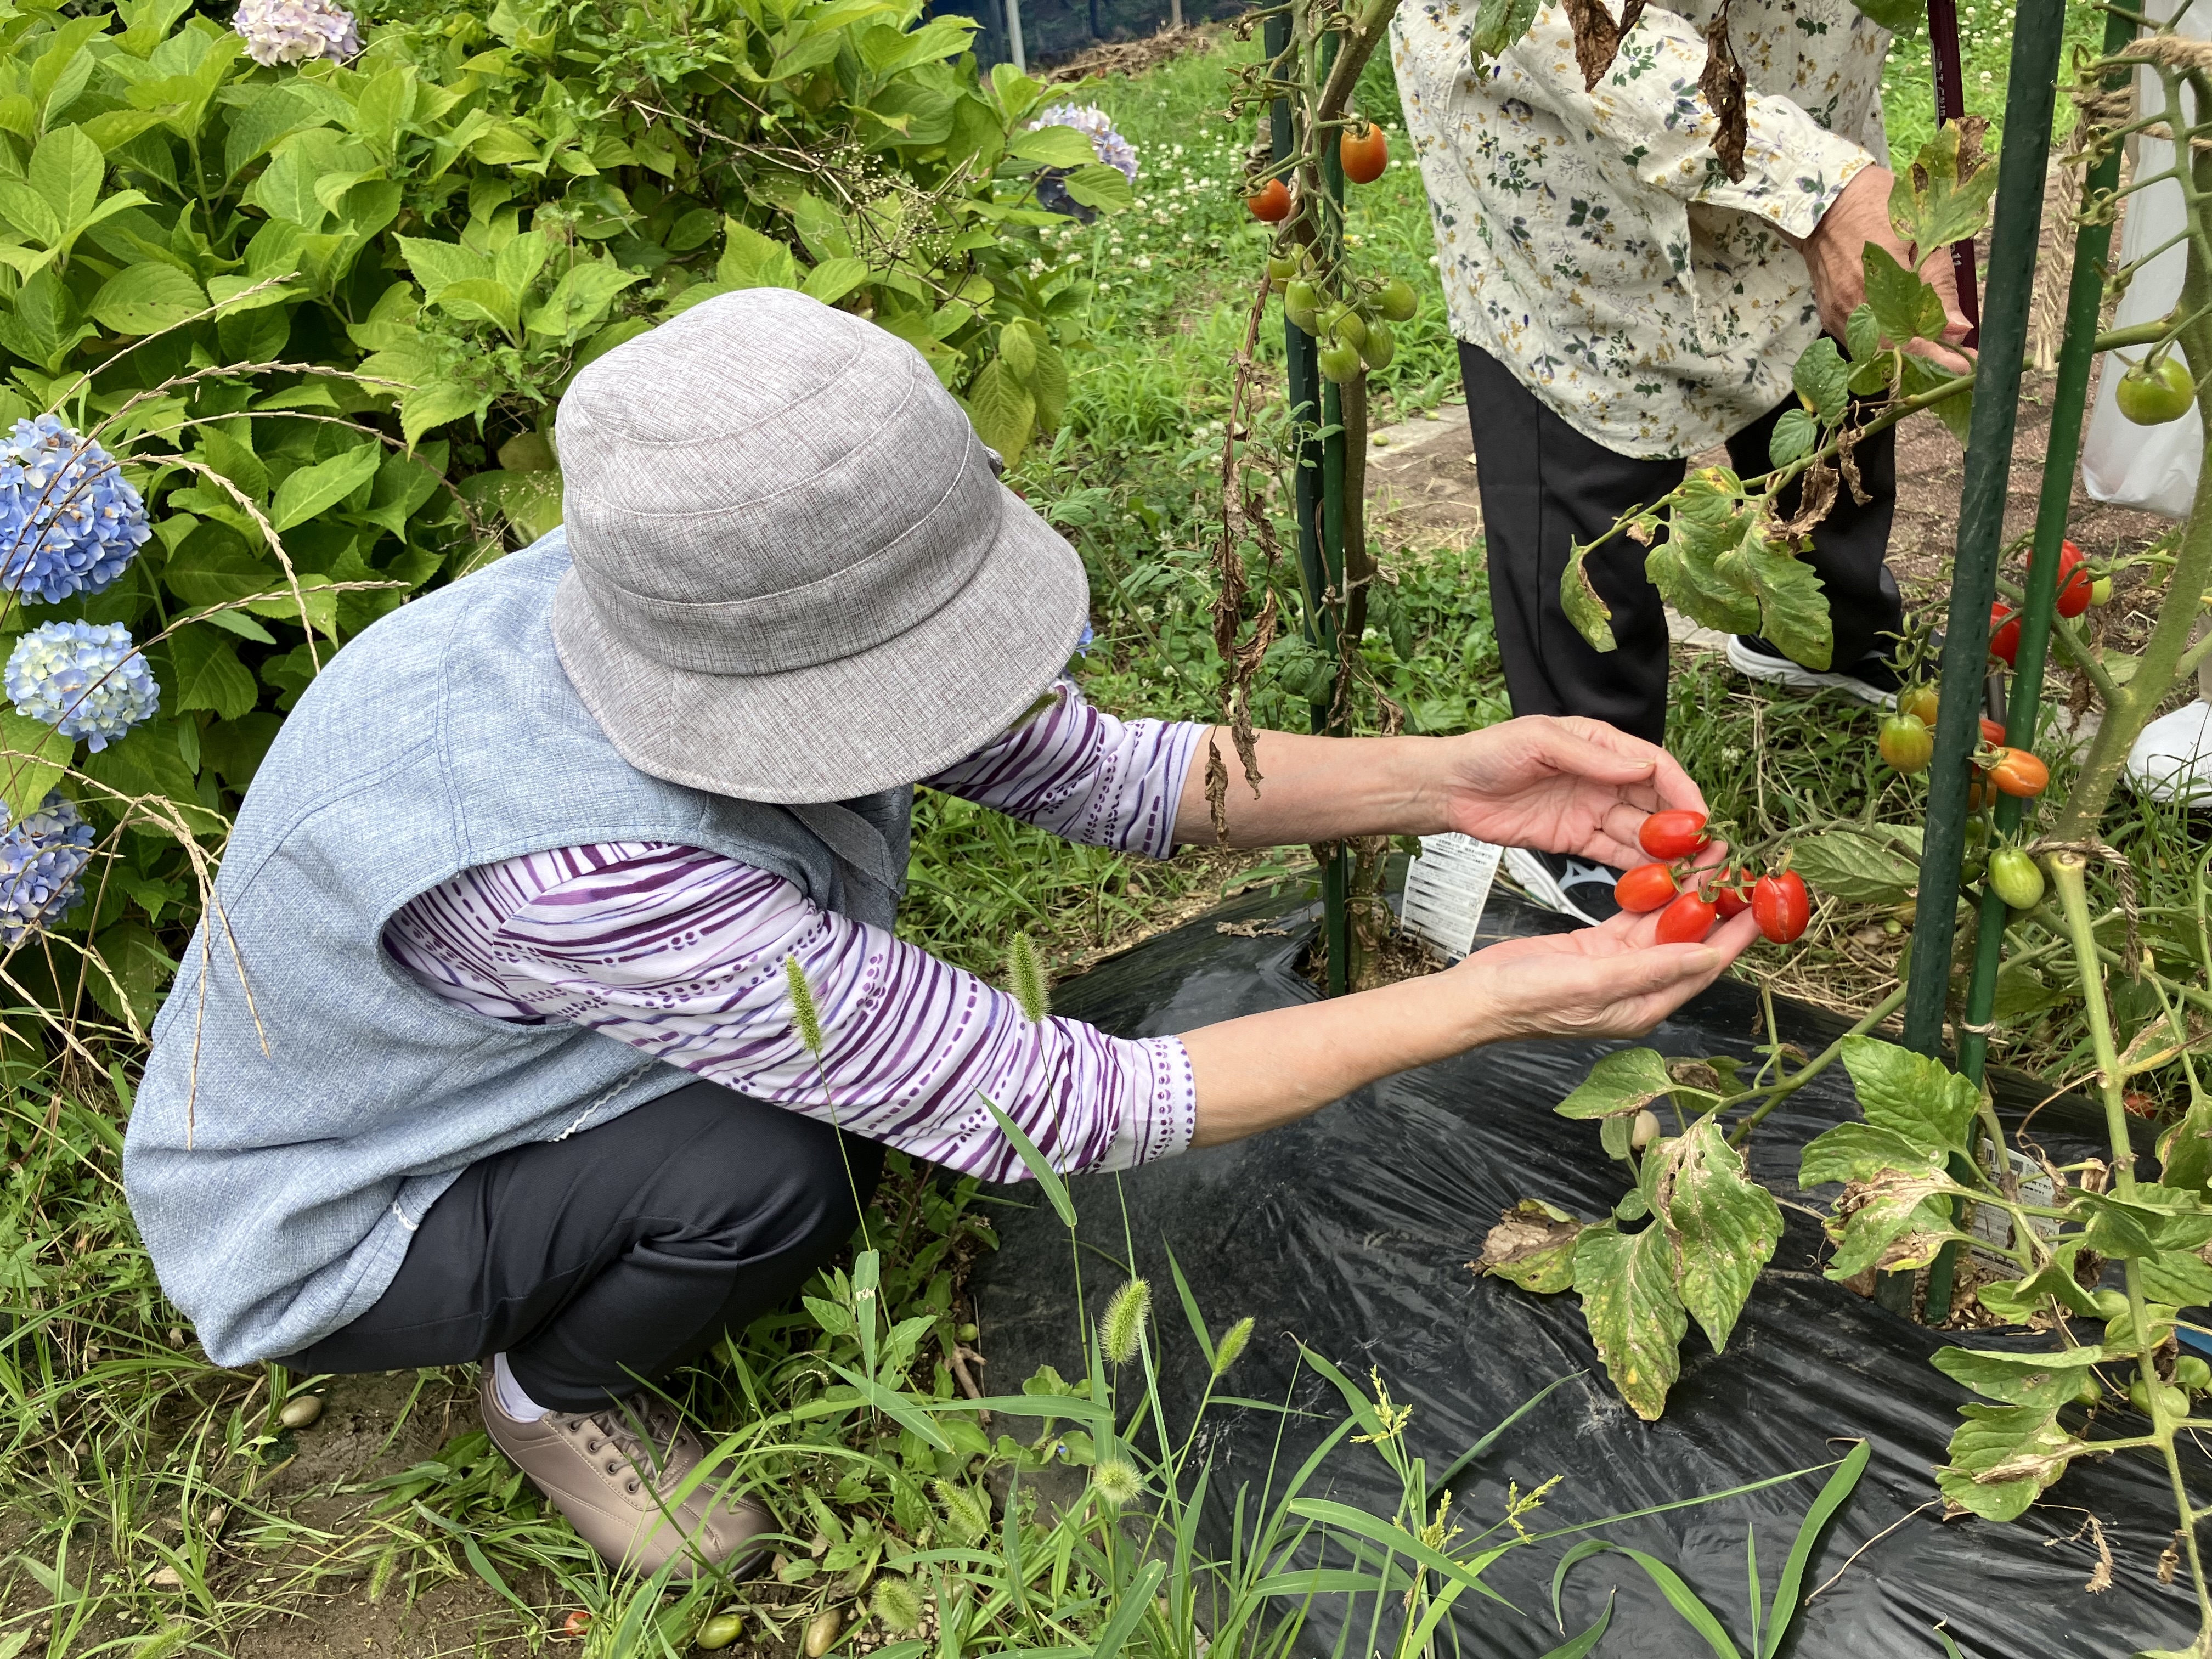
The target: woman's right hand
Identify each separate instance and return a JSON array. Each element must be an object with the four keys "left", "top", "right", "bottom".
[{"left": 1446, "top": 907, "right": 1761, "bottom": 1045}]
